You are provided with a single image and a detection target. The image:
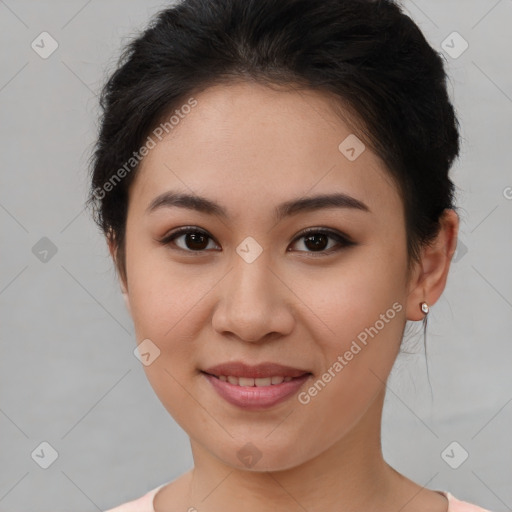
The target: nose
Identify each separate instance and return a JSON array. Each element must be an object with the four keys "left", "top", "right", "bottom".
[{"left": 211, "top": 252, "right": 295, "bottom": 344}]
